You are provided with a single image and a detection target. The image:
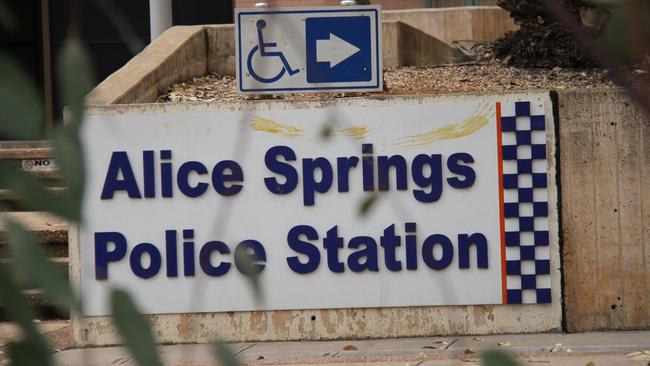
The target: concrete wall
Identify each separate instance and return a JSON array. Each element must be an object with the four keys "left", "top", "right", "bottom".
[
  {"left": 86, "top": 26, "right": 207, "bottom": 106},
  {"left": 395, "top": 22, "right": 463, "bottom": 66},
  {"left": 87, "top": 7, "right": 512, "bottom": 105},
  {"left": 89, "top": 11, "right": 480, "bottom": 105},
  {"left": 381, "top": 21, "right": 463, "bottom": 67},
  {"left": 383, "top": 7, "right": 517, "bottom": 44},
  {"left": 558, "top": 89, "right": 650, "bottom": 332},
  {"left": 235, "top": 0, "right": 426, "bottom": 10},
  {"left": 206, "top": 25, "right": 236, "bottom": 77}
]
